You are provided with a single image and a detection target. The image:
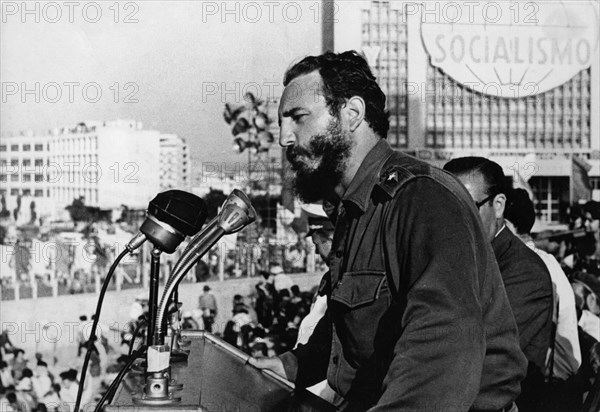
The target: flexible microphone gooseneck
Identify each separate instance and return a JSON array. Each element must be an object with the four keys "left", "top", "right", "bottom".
[{"left": 155, "top": 189, "right": 256, "bottom": 342}]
